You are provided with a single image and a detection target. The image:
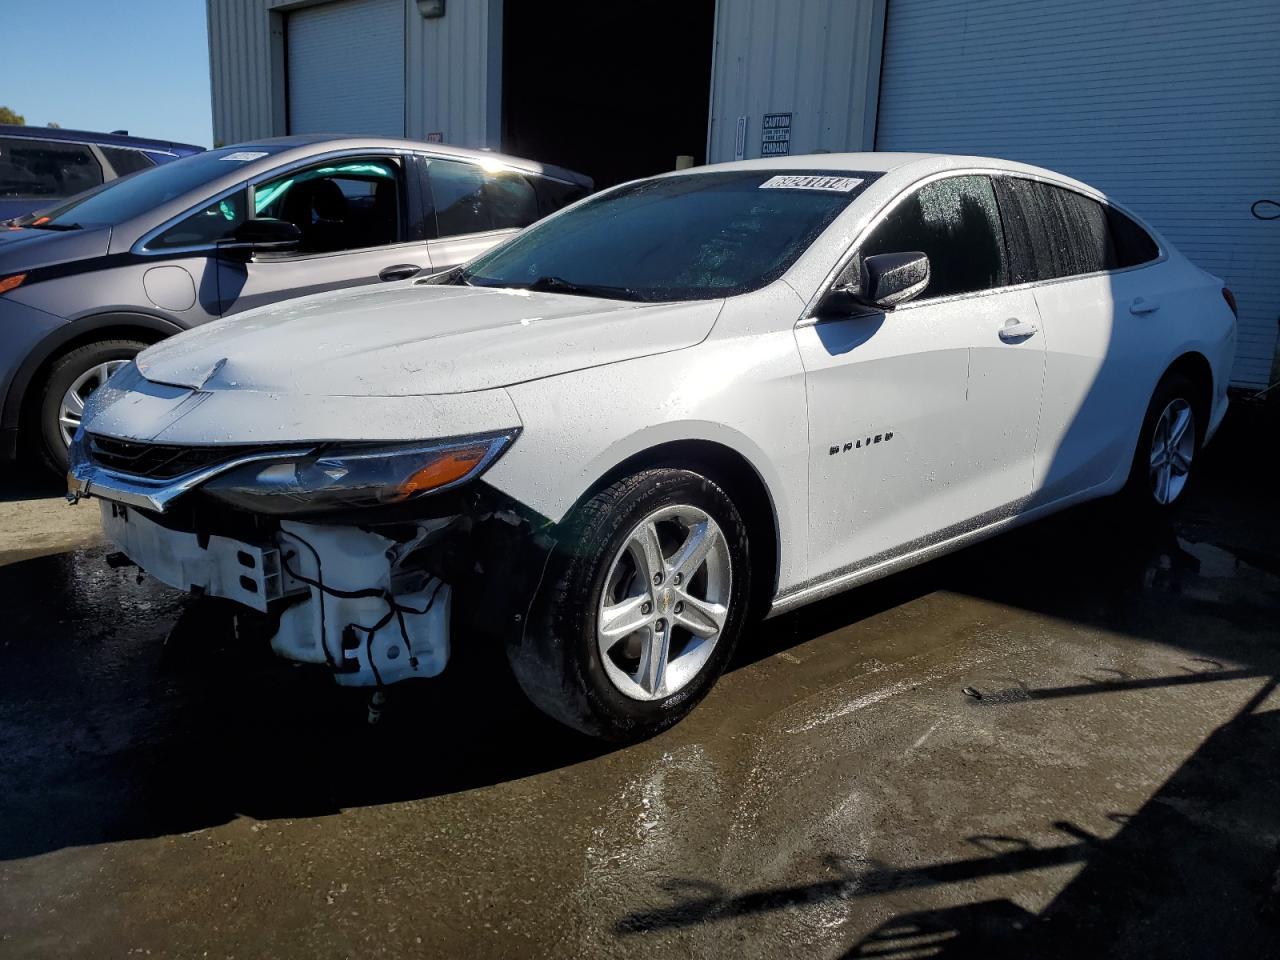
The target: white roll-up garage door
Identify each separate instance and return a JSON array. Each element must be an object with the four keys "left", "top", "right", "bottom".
[
  {"left": 876, "top": 0, "right": 1280, "bottom": 388},
  {"left": 288, "top": 0, "right": 405, "bottom": 138}
]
